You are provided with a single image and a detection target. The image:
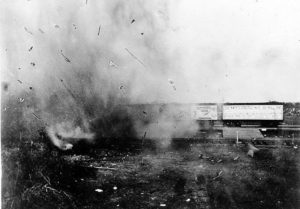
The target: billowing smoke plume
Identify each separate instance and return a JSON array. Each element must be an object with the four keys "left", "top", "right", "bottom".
[{"left": 1, "top": 0, "right": 199, "bottom": 149}]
